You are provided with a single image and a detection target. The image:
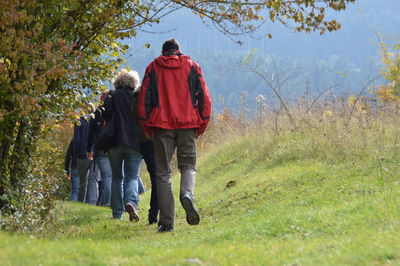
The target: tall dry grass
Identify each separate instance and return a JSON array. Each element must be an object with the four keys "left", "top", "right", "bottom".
[{"left": 199, "top": 94, "right": 400, "bottom": 170}]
